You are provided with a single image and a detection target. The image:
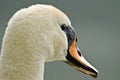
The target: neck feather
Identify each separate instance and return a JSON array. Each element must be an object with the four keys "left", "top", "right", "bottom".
[{"left": 0, "top": 51, "right": 45, "bottom": 80}]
